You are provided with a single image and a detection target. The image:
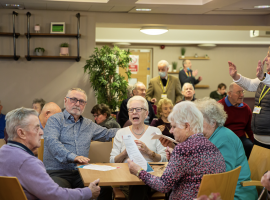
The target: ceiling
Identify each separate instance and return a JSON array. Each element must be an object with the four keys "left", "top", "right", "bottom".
[{"left": 1, "top": 0, "right": 270, "bottom": 15}]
